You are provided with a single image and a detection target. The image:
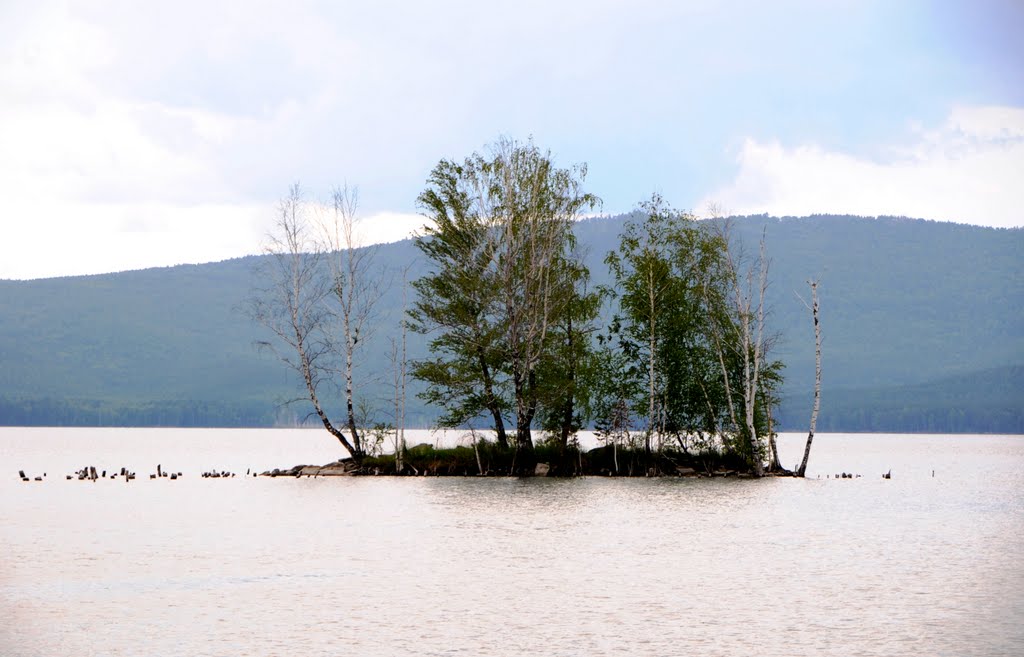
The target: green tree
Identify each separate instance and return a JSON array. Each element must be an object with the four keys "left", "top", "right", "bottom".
[
  {"left": 409, "top": 158, "right": 510, "bottom": 446},
  {"left": 700, "top": 219, "right": 782, "bottom": 475},
  {"left": 410, "top": 138, "right": 599, "bottom": 471},
  {"left": 602, "top": 196, "right": 782, "bottom": 474},
  {"left": 604, "top": 194, "right": 712, "bottom": 454},
  {"left": 535, "top": 248, "right": 605, "bottom": 467}
]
